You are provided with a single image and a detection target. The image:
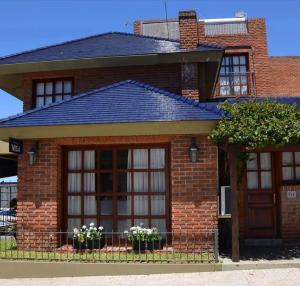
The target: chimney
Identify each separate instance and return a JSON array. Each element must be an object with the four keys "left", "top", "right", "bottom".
[{"left": 179, "top": 10, "right": 198, "bottom": 49}]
